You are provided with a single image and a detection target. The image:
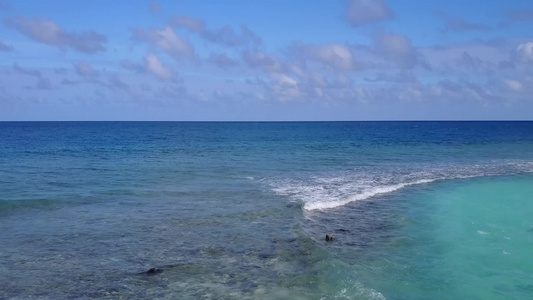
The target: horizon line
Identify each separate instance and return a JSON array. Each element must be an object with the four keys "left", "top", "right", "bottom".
[{"left": 1, "top": 120, "right": 532, "bottom": 122}]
